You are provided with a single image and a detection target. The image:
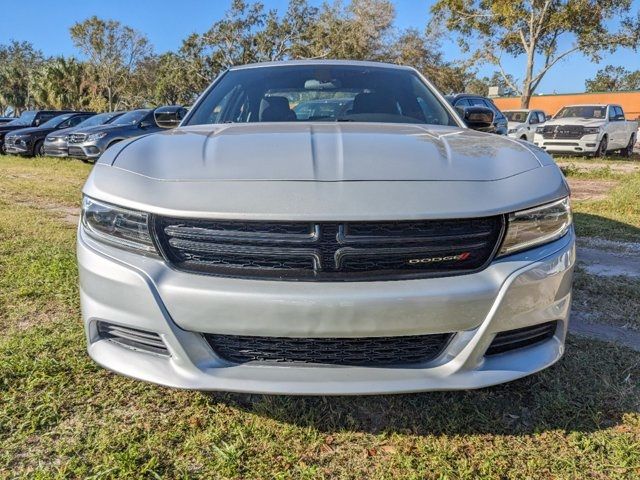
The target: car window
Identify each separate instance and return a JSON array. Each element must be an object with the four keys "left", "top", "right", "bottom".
[
  {"left": 528, "top": 112, "right": 539, "bottom": 124},
  {"left": 537, "top": 112, "right": 546, "bottom": 123},
  {"left": 453, "top": 99, "right": 471, "bottom": 107},
  {"left": 608, "top": 107, "right": 616, "bottom": 120},
  {"left": 504, "top": 111, "right": 528, "bottom": 122},
  {"left": 37, "top": 113, "right": 58, "bottom": 124},
  {"left": 39, "top": 113, "right": 75, "bottom": 129},
  {"left": 186, "top": 65, "right": 457, "bottom": 126},
  {"left": 555, "top": 106, "right": 606, "bottom": 119},
  {"left": 111, "top": 110, "right": 150, "bottom": 126},
  {"left": 614, "top": 106, "right": 625, "bottom": 120}
]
